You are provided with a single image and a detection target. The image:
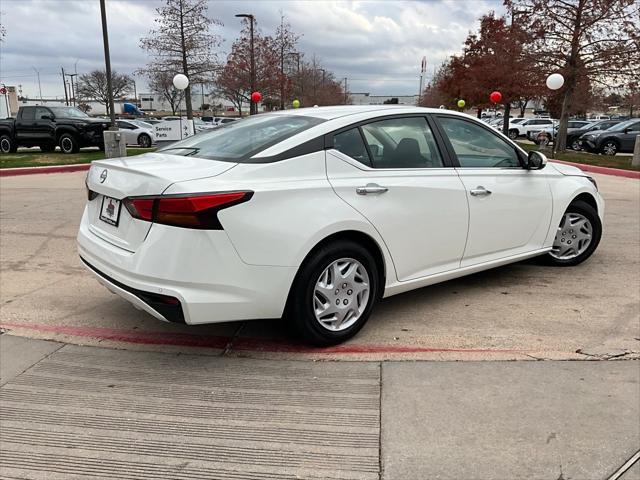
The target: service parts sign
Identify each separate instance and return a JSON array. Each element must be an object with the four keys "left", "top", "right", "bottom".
[{"left": 154, "top": 120, "right": 195, "bottom": 141}]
